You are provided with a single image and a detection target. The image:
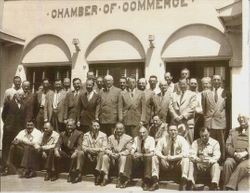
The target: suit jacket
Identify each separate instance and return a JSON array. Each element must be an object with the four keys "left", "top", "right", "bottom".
[
  {"left": 22, "top": 92, "right": 36, "bottom": 122},
  {"left": 55, "top": 129, "right": 82, "bottom": 155},
  {"left": 144, "top": 89, "right": 155, "bottom": 123},
  {"left": 44, "top": 90, "right": 67, "bottom": 123},
  {"left": 202, "top": 88, "right": 227, "bottom": 129},
  {"left": 99, "top": 86, "right": 121, "bottom": 124},
  {"left": 106, "top": 133, "right": 133, "bottom": 154},
  {"left": 76, "top": 91, "right": 100, "bottom": 127},
  {"left": 152, "top": 91, "right": 172, "bottom": 123},
  {"left": 118, "top": 89, "right": 146, "bottom": 126},
  {"left": 64, "top": 90, "right": 81, "bottom": 121},
  {"left": 2, "top": 99, "right": 25, "bottom": 133},
  {"left": 34, "top": 89, "right": 53, "bottom": 117},
  {"left": 169, "top": 90, "right": 196, "bottom": 126}
]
